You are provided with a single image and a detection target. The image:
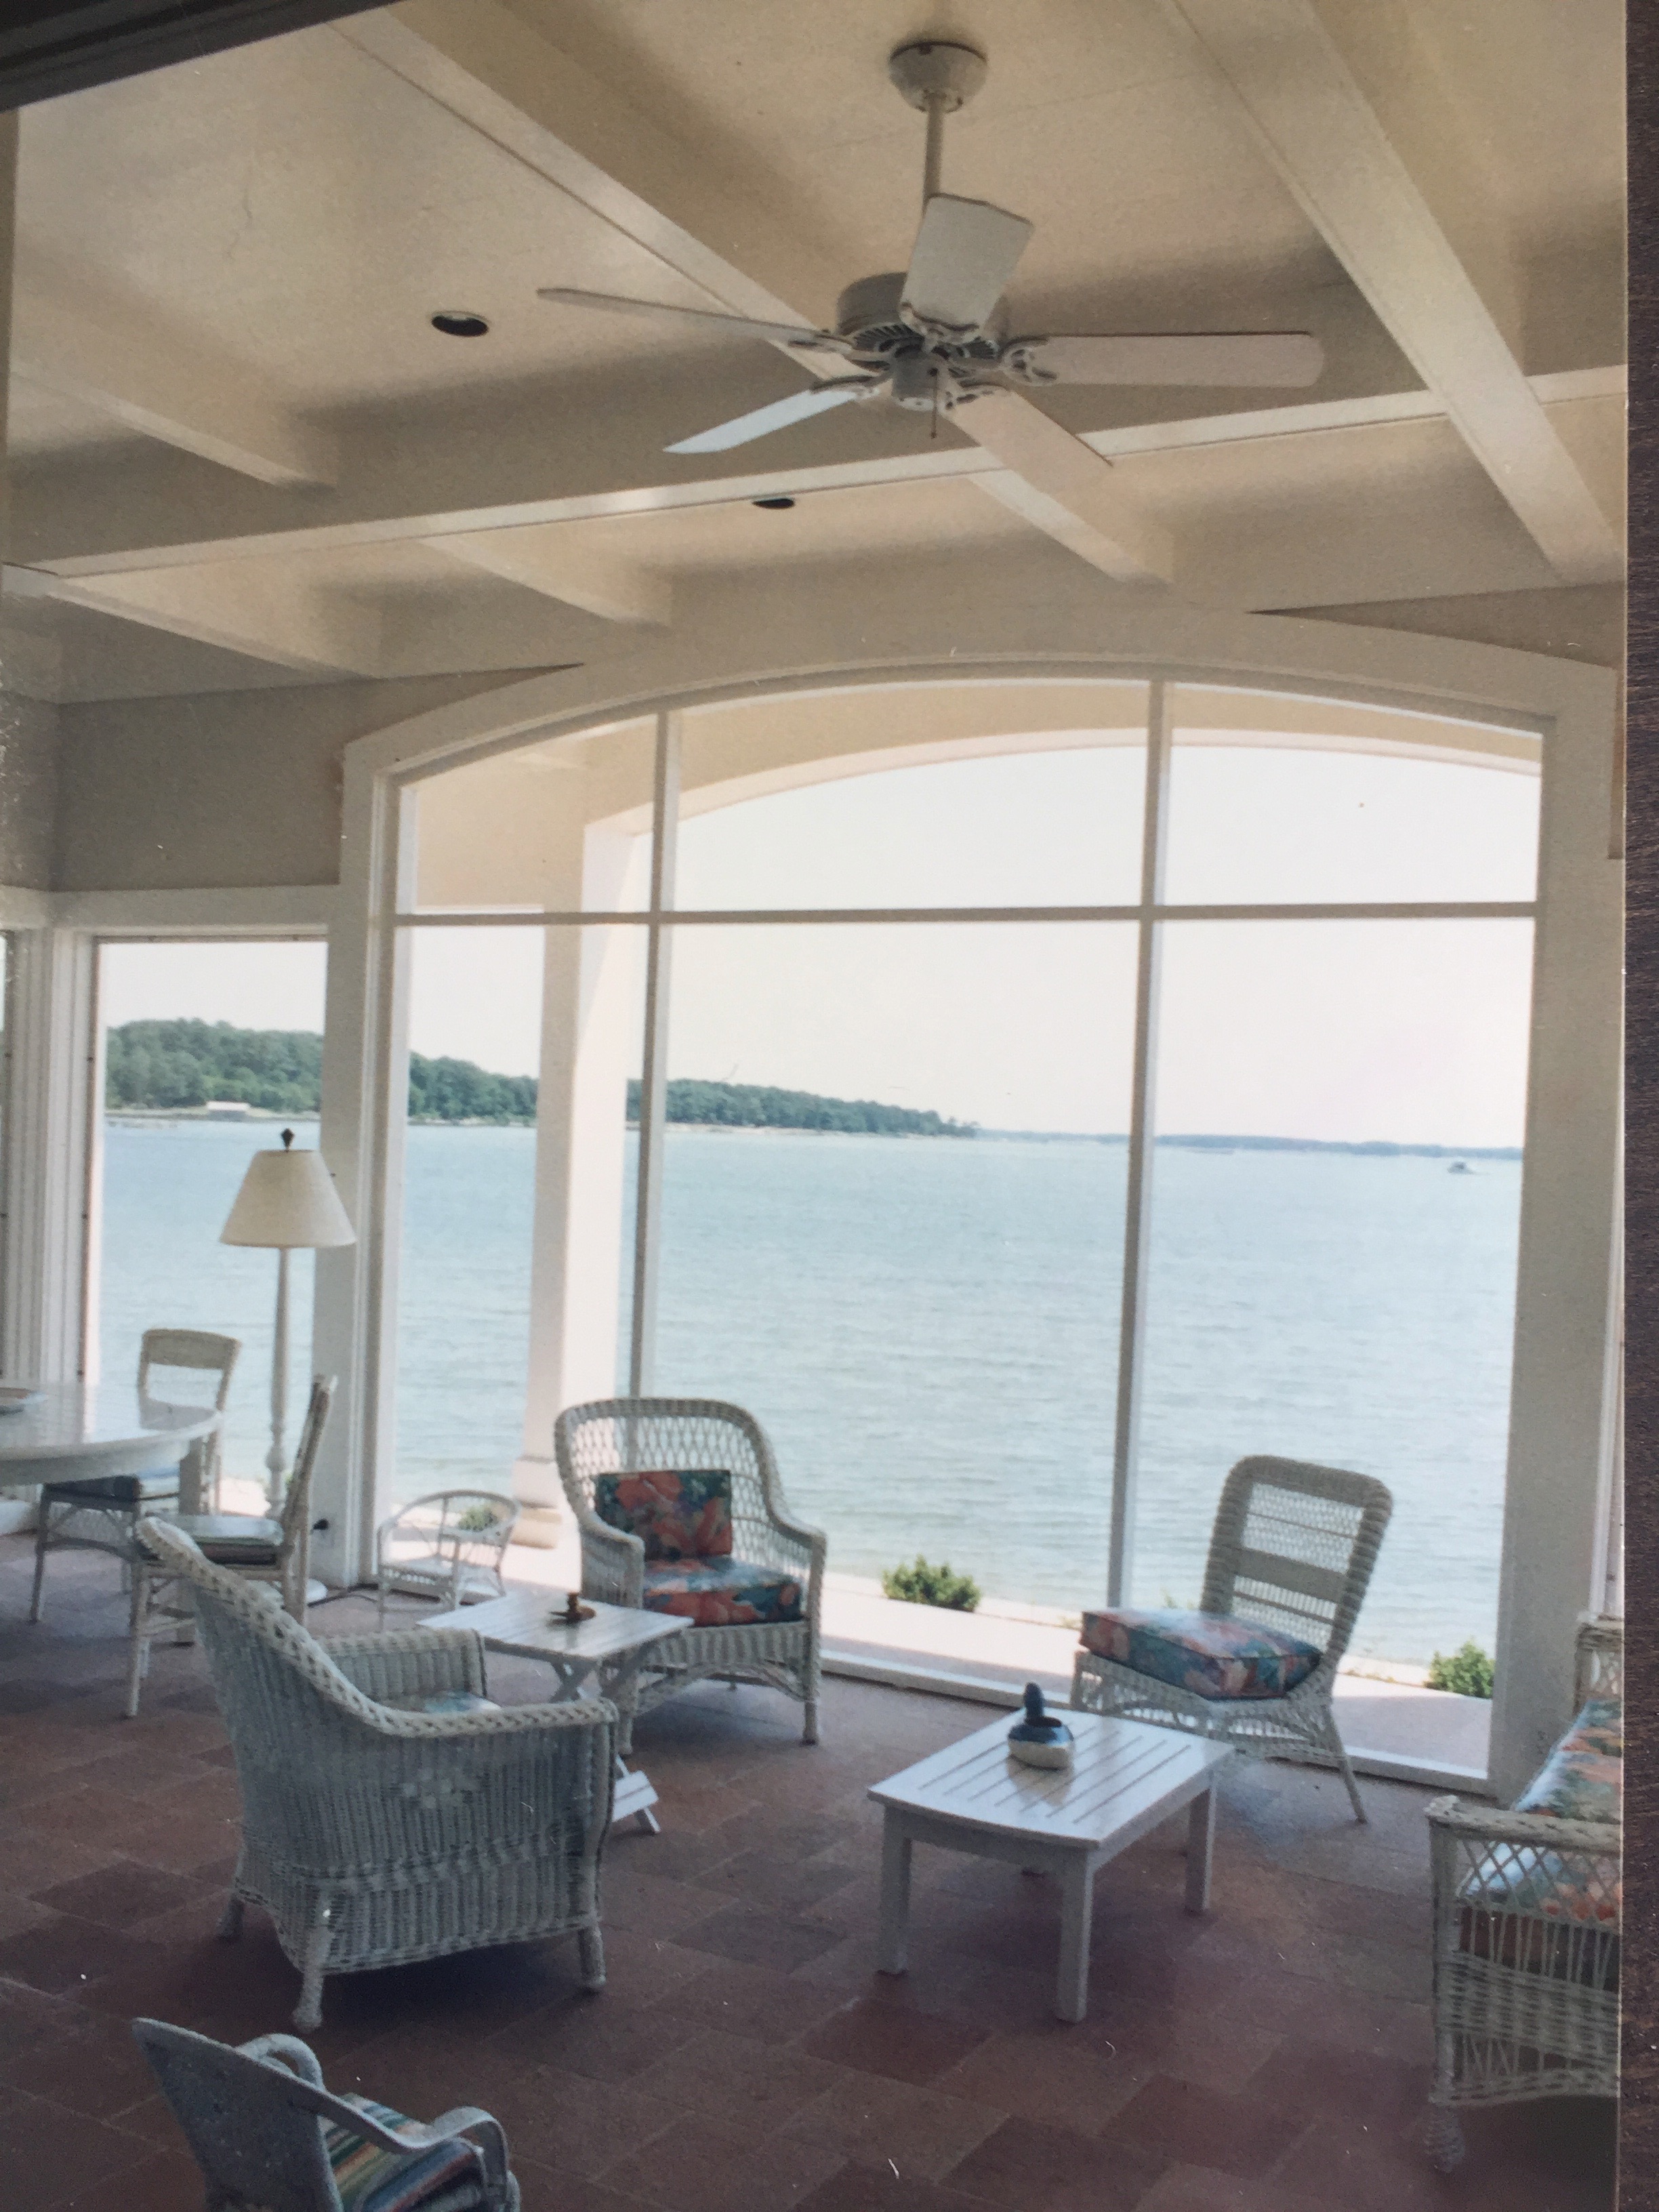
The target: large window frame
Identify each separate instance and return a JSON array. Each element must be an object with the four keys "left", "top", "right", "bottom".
[{"left": 388, "top": 678, "right": 1541, "bottom": 1614}]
